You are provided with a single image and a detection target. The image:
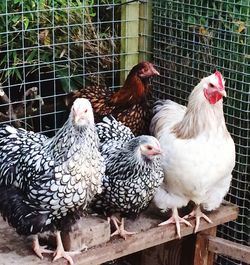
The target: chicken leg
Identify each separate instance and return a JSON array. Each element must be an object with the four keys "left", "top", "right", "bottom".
[
  {"left": 32, "top": 235, "right": 53, "bottom": 259},
  {"left": 109, "top": 215, "right": 137, "bottom": 240},
  {"left": 53, "top": 231, "right": 80, "bottom": 265},
  {"left": 185, "top": 205, "right": 212, "bottom": 233},
  {"left": 158, "top": 207, "right": 192, "bottom": 238}
]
